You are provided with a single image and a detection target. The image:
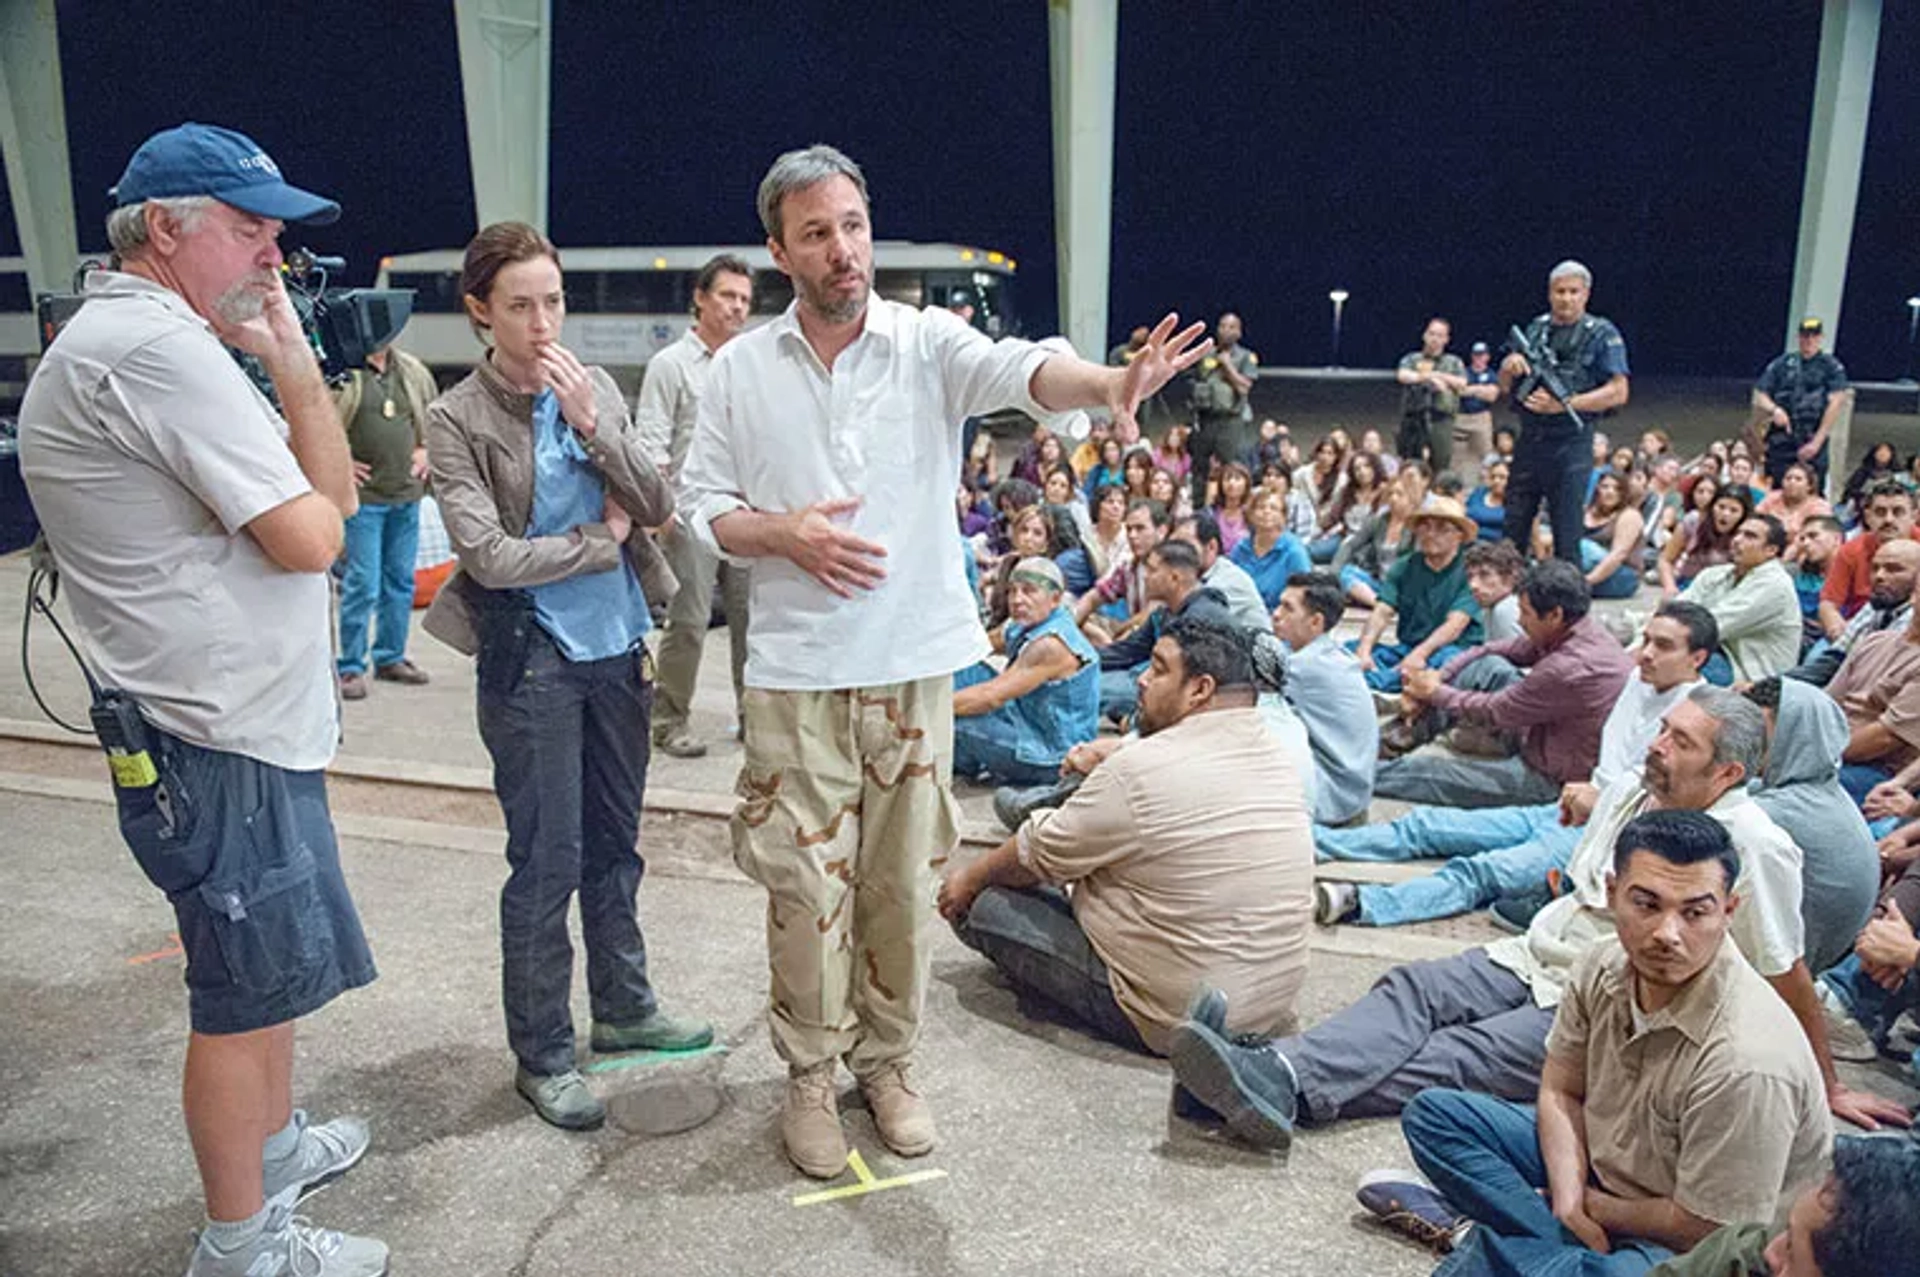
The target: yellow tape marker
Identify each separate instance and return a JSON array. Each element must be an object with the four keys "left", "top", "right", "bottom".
[{"left": 791, "top": 1148, "right": 949, "bottom": 1207}]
